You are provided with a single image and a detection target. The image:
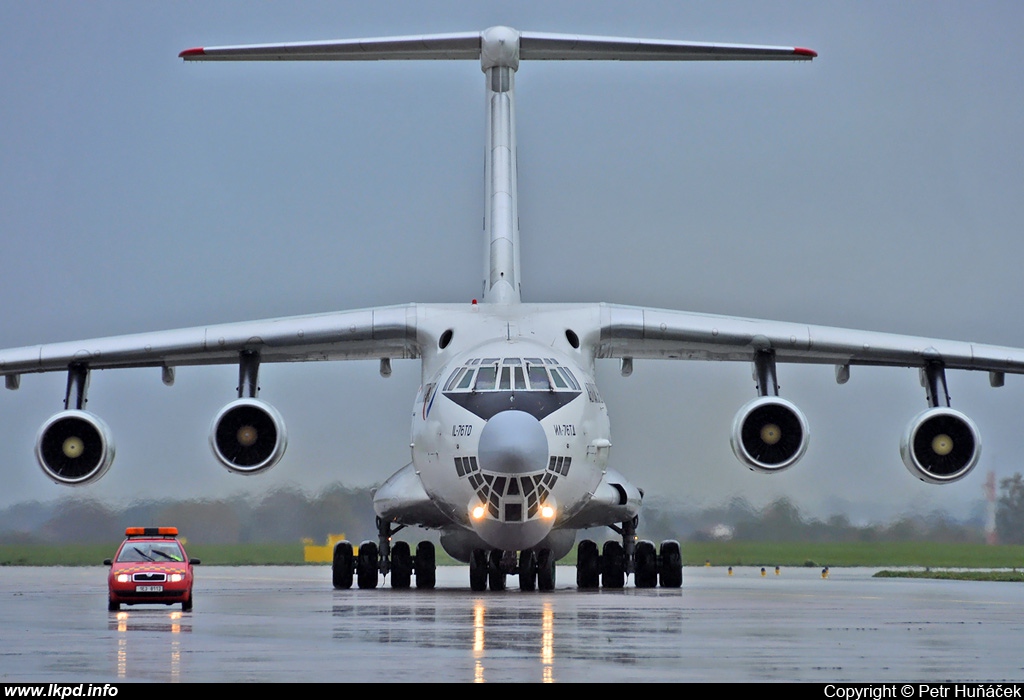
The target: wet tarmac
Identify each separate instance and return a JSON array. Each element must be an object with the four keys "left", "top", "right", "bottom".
[{"left": 2, "top": 565, "right": 1024, "bottom": 682}]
